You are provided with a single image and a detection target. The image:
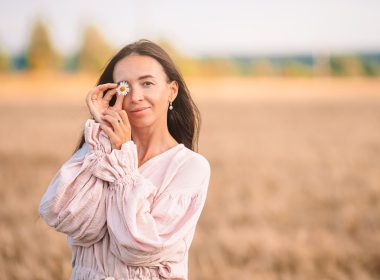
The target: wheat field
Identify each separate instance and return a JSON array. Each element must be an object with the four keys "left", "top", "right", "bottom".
[{"left": 0, "top": 75, "right": 379, "bottom": 279}]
